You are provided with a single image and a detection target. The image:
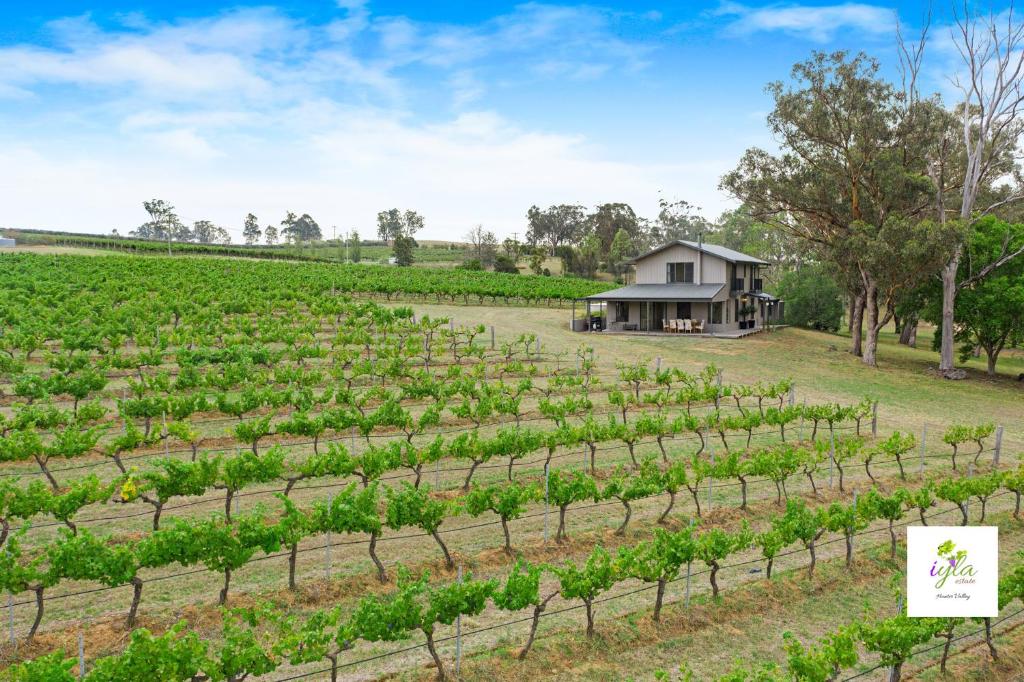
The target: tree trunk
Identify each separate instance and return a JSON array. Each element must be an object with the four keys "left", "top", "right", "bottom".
[
  {"left": 289, "top": 543, "right": 298, "bottom": 590},
  {"left": 219, "top": 568, "right": 231, "bottom": 605},
  {"left": 739, "top": 476, "right": 748, "bottom": 509},
  {"left": 850, "top": 292, "right": 864, "bottom": 357},
  {"left": 898, "top": 317, "right": 918, "bottom": 347},
  {"left": 659, "top": 490, "right": 675, "bottom": 524},
  {"left": 152, "top": 501, "right": 164, "bottom": 531},
  {"left": 557, "top": 506, "right": 568, "bottom": 543},
  {"left": 845, "top": 534, "right": 853, "bottom": 567},
  {"left": 986, "top": 348, "right": 998, "bottom": 376},
  {"left": 984, "top": 617, "right": 998, "bottom": 661},
  {"left": 518, "top": 593, "right": 556, "bottom": 659},
  {"left": 940, "top": 630, "right": 954, "bottom": 672},
  {"left": 807, "top": 542, "right": 816, "bottom": 579},
  {"left": 501, "top": 517, "right": 513, "bottom": 556},
  {"left": 462, "top": 460, "right": 481, "bottom": 490},
  {"left": 862, "top": 283, "right": 880, "bottom": 367},
  {"left": 688, "top": 485, "right": 703, "bottom": 517},
  {"left": 805, "top": 471, "right": 818, "bottom": 497},
  {"left": 431, "top": 530, "right": 454, "bottom": 570},
  {"left": 369, "top": 531, "right": 388, "bottom": 582},
  {"left": 653, "top": 579, "right": 666, "bottom": 622},
  {"left": 27, "top": 586, "right": 44, "bottom": 640},
  {"left": 584, "top": 599, "right": 595, "bottom": 637},
  {"left": 766, "top": 556, "right": 774, "bottom": 579},
  {"left": 939, "top": 252, "right": 960, "bottom": 374},
  {"left": 424, "top": 629, "right": 447, "bottom": 681},
  {"left": 615, "top": 500, "right": 631, "bottom": 536},
  {"left": 33, "top": 454, "right": 60, "bottom": 491},
  {"left": 127, "top": 577, "right": 143, "bottom": 628},
  {"left": 709, "top": 561, "right": 721, "bottom": 597}
]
